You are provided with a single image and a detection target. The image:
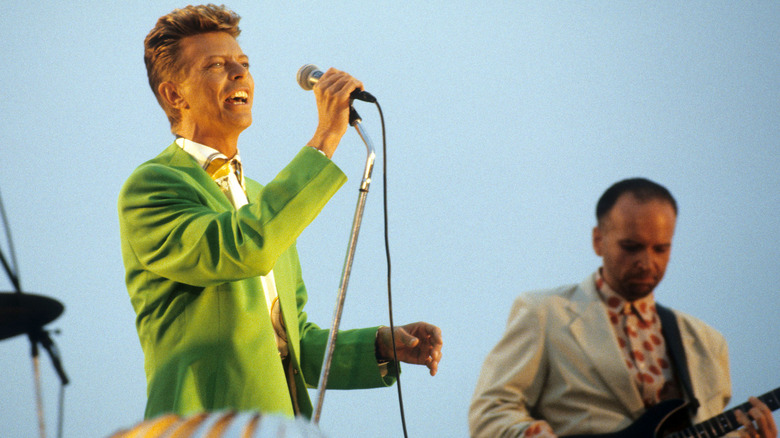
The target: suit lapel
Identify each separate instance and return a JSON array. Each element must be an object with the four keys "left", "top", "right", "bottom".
[
  {"left": 160, "top": 142, "right": 234, "bottom": 211},
  {"left": 567, "top": 277, "right": 646, "bottom": 417}
]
